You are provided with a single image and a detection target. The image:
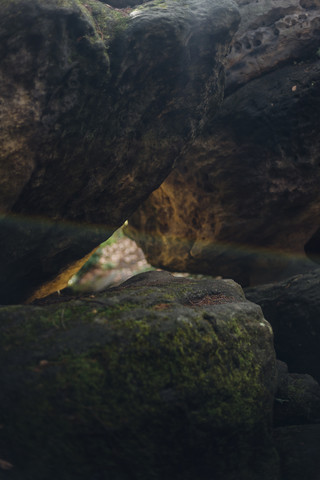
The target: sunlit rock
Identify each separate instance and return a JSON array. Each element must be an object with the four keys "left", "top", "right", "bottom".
[{"left": 126, "top": 0, "right": 320, "bottom": 286}]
